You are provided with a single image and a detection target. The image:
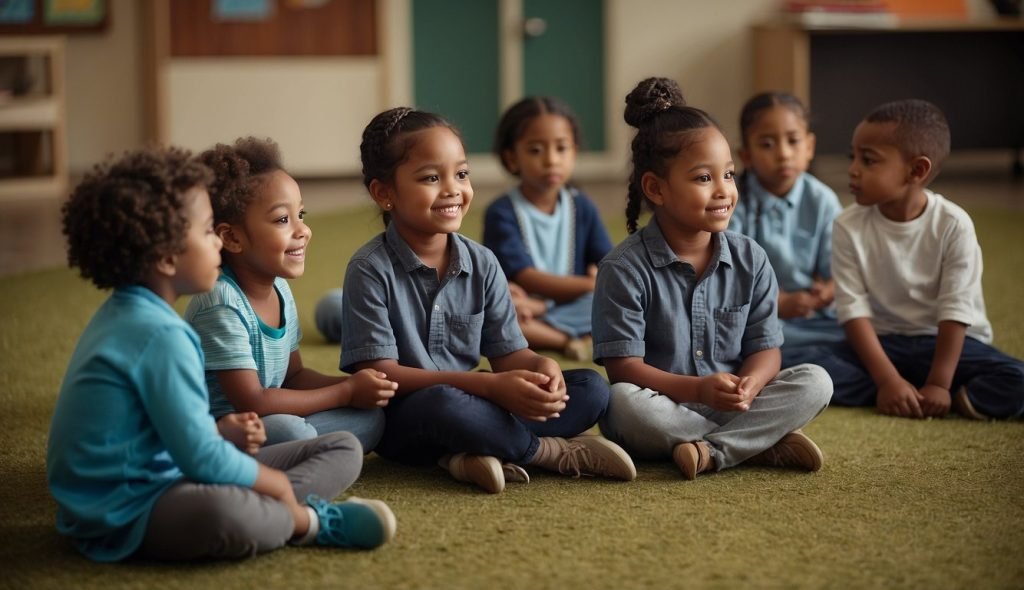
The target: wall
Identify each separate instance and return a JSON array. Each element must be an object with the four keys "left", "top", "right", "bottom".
[
  {"left": 62, "top": 0, "right": 999, "bottom": 178},
  {"left": 65, "top": 0, "right": 142, "bottom": 174}
]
